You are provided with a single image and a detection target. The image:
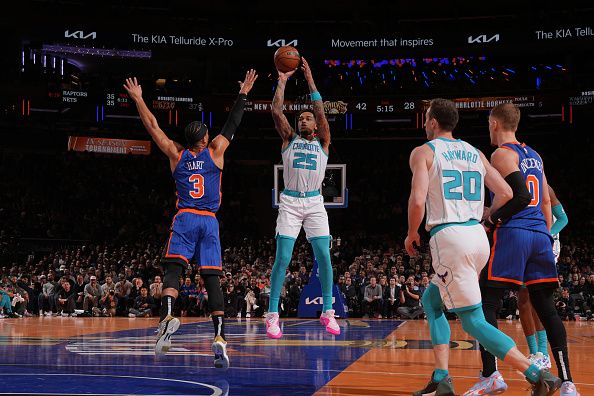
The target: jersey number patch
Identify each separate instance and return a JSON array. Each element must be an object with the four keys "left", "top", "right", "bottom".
[
  {"left": 189, "top": 174, "right": 205, "bottom": 199},
  {"left": 292, "top": 152, "right": 317, "bottom": 171},
  {"left": 442, "top": 170, "right": 482, "bottom": 201},
  {"left": 526, "top": 174, "right": 540, "bottom": 207}
]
